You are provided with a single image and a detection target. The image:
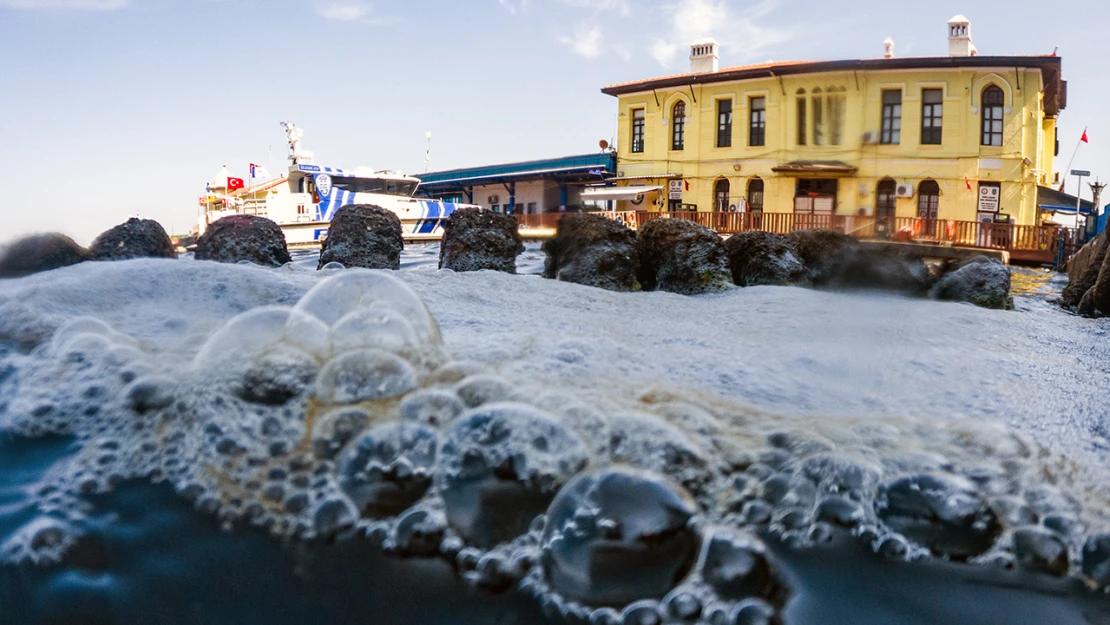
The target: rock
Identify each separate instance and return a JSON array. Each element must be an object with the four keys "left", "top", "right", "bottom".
[
  {"left": 194, "top": 215, "right": 291, "bottom": 267},
  {"left": 834, "top": 247, "right": 935, "bottom": 295},
  {"left": 635, "top": 218, "right": 732, "bottom": 295},
  {"left": 88, "top": 218, "right": 177, "bottom": 261},
  {"left": 874, "top": 473, "right": 1002, "bottom": 560},
  {"left": 318, "top": 205, "right": 402, "bottom": 271},
  {"left": 723, "top": 231, "right": 809, "bottom": 287},
  {"left": 1076, "top": 246, "right": 1110, "bottom": 317},
  {"left": 542, "top": 213, "right": 640, "bottom": 291},
  {"left": 784, "top": 229, "right": 859, "bottom": 286},
  {"left": 439, "top": 208, "right": 523, "bottom": 273},
  {"left": 783, "top": 230, "right": 933, "bottom": 295},
  {"left": 0, "top": 233, "right": 89, "bottom": 278},
  {"left": 928, "top": 256, "right": 1013, "bottom": 310},
  {"left": 1061, "top": 233, "right": 1107, "bottom": 309}
]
